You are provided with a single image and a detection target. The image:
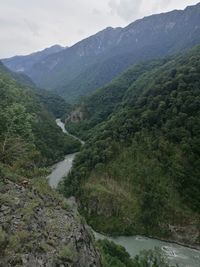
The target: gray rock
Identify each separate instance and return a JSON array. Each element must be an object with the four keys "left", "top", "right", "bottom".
[{"left": 0, "top": 180, "right": 101, "bottom": 267}]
